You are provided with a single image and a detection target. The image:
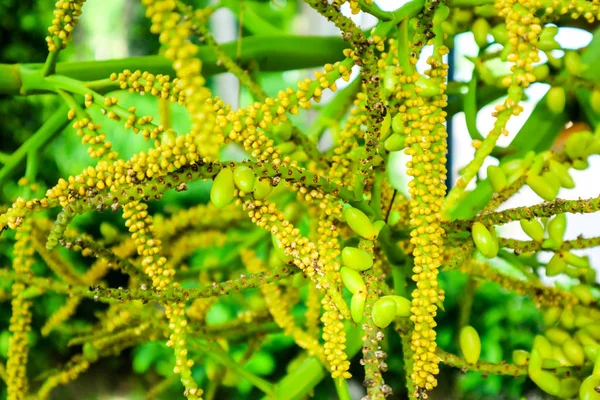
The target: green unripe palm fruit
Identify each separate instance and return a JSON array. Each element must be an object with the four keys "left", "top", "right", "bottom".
[
  {"left": 343, "top": 206, "right": 376, "bottom": 240},
  {"left": 340, "top": 267, "right": 366, "bottom": 294},
  {"left": 543, "top": 307, "right": 562, "bottom": 327},
  {"left": 487, "top": 165, "right": 507, "bottom": 193},
  {"left": 560, "top": 308, "right": 576, "bottom": 330},
  {"left": 384, "top": 134, "right": 406, "bottom": 152},
  {"left": 272, "top": 234, "right": 293, "bottom": 264},
  {"left": 573, "top": 159, "right": 590, "bottom": 170},
  {"left": 529, "top": 370, "right": 561, "bottom": 396},
  {"left": 534, "top": 335, "right": 554, "bottom": 358},
  {"left": 501, "top": 158, "right": 524, "bottom": 175},
  {"left": 572, "top": 285, "right": 595, "bottom": 305},
  {"left": 565, "top": 51, "right": 585, "bottom": 76},
  {"left": 233, "top": 166, "right": 256, "bottom": 193},
  {"left": 460, "top": 326, "right": 482, "bottom": 364},
  {"left": 341, "top": 247, "right": 373, "bottom": 271},
  {"left": 210, "top": 168, "right": 235, "bottom": 209},
  {"left": 584, "top": 324, "right": 600, "bottom": 341},
  {"left": 529, "top": 348, "right": 543, "bottom": 373},
  {"left": 532, "top": 64, "right": 550, "bottom": 81},
  {"left": 380, "top": 113, "right": 391, "bottom": 140},
  {"left": 580, "top": 375, "right": 600, "bottom": 400},
  {"left": 552, "top": 345, "right": 572, "bottom": 366},
  {"left": 351, "top": 291, "right": 367, "bottom": 323},
  {"left": 549, "top": 160, "right": 575, "bottom": 189},
  {"left": 471, "top": 222, "right": 498, "bottom": 258},
  {"left": 292, "top": 273, "right": 309, "bottom": 288},
  {"left": 563, "top": 251, "right": 590, "bottom": 269},
  {"left": 415, "top": 77, "right": 440, "bottom": 97},
  {"left": 513, "top": 349, "right": 529, "bottom": 366},
  {"left": 520, "top": 219, "right": 545, "bottom": 242},
  {"left": 254, "top": 178, "right": 273, "bottom": 200},
  {"left": 592, "top": 90, "right": 600, "bottom": 114},
  {"left": 472, "top": 18, "right": 490, "bottom": 48},
  {"left": 383, "top": 295, "right": 411, "bottom": 317},
  {"left": 83, "top": 342, "right": 99, "bottom": 362},
  {"left": 575, "top": 330, "right": 598, "bottom": 347},
  {"left": 527, "top": 174, "right": 559, "bottom": 201},
  {"left": 546, "top": 87, "right": 566, "bottom": 115},
  {"left": 273, "top": 122, "right": 293, "bottom": 141},
  {"left": 537, "top": 26, "right": 560, "bottom": 51},
  {"left": 372, "top": 297, "right": 397, "bottom": 329},
  {"left": 392, "top": 113, "right": 403, "bottom": 133},
  {"left": 548, "top": 213, "right": 567, "bottom": 242},
  {"left": 565, "top": 131, "right": 594, "bottom": 160},
  {"left": 546, "top": 328, "right": 571, "bottom": 345},
  {"left": 491, "top": 23, "right": 509, "bottom": 44},
  {"left": 584, "top": 345, "right": 600, "bottom": 362},
  {"left": 563, "top": 339, "right": 585, "bottom": 366},
  {"left": 558, "top": 377, "right": 581, "bottom": 399}
]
